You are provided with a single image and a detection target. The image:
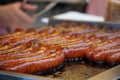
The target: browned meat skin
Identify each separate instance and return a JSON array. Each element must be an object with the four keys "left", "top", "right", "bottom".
[
  {"left": 0, "top": 23, "right": 120, "bottom": 74},
  {"left": 106, "top": 51, "right": 120, "bottom": 63},
  {"left": 0, "top": 45, "right": 60, "bottom": 62},
  {"left": 63, "top": 42, "right": 93, "bottom": 59},
  {"left": 68, "top": 28, "right": 98, "bottom": 35},
  {"left": 0, "top": 45, "right": 39, "bottom": 61},
  {"left": 0, "top": 43, "right": 30, "bottom": 54},
  {"left": 0, "top": 32, "right": 38, "bottom": 49},
  {"left": 108, "top": 33, "right": 120, "bottom": 40},
  {"left": 92, "top": 48, "right": 120, "bottom": 62},
  {"left": 8, "top": 32, "right": 40, "bottom": 46},
  {"left": 0, "top": 32, "right": 25, "bottom": 40},
  {"left": 0, "top": 48, "right": 49, "bottom": 67},
  {"left": 85, "top": 39, "right": 120, "bottom": 62},
  {"left": 0, "top": 41, "right": 34, "bottom": 55},
  {"left": 0, "top": 32, "right": 26, "bottom": 46},
  {"left": 63, "top": 47, "right": 86, "bottom": 59},
  {"left": 1, "top": 50, "right": 64, "bottom": 74}
]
